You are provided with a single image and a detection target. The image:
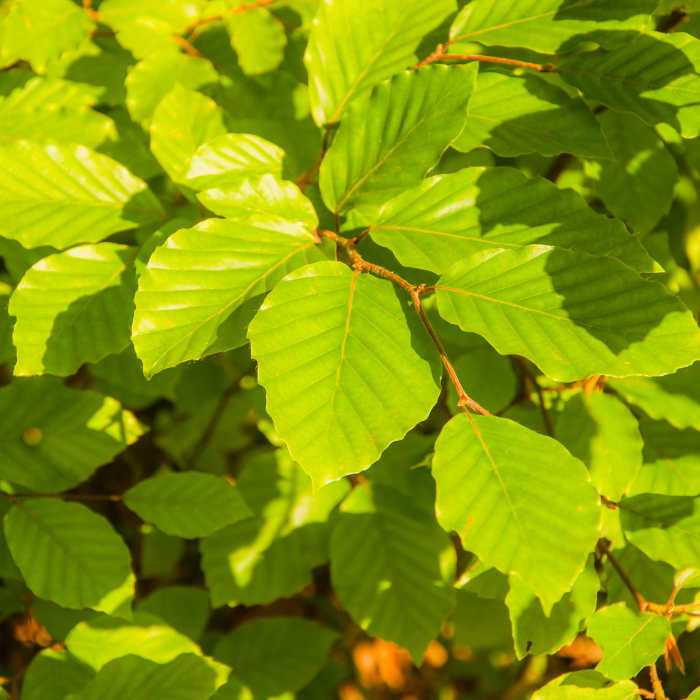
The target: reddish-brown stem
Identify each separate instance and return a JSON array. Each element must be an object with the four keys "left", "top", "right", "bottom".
[
  {"left": 599, "top": 539, "right": 648, "bottom": 612},
  {"left": 172, "top": 34, "right": 203, "bottom": 57},
  {"left": 318, "top": 228, "right": 491, "bottom": 417},
  {"left": 182, "top": 0, "right": 278, "bottom": 33},
  {"left": 649, "top": 663, "right": 666, "bottom": 700},
  {"left": 436, "top": 54, "right": 557, "bottom": 72},
  {"left": 545, "top": 153, "right": 576, "bottom": 183},
  {"left": 517, "top": 358, "right": 555, "bottom": 438},
  {"left": 0, "top": 491, "right": 121, "bottom": 502}
]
